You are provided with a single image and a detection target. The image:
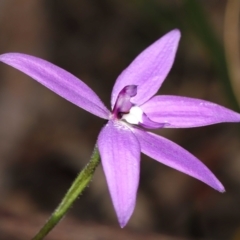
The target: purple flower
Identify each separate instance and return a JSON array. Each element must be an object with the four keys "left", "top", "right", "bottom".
[{"left": 0, "top": 29, "right": 240, "bottom": 227}]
